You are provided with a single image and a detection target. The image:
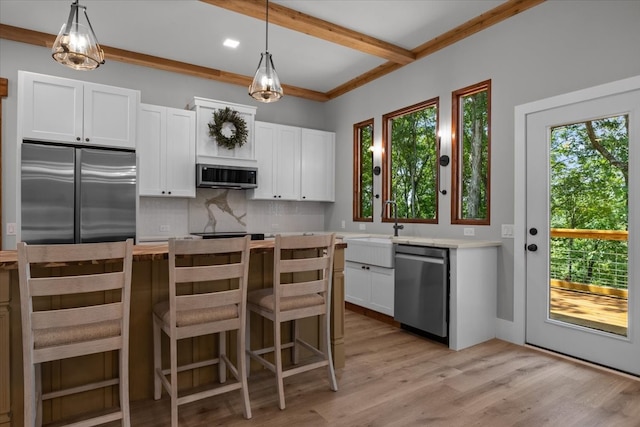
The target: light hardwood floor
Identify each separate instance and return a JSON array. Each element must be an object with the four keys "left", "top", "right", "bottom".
[{"left": 116, "top": 310, "right": 640, "bottom": 427}]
